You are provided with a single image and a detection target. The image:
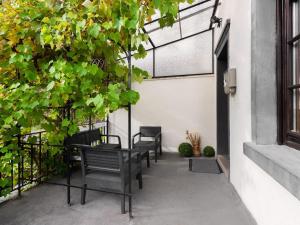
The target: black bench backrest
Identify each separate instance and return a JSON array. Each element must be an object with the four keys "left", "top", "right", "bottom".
[
  {"left": 140, "top": 126, "right": 161, "bottom": 137},
  {"left": 81, "top": 147, "right": 121, "bottom": 173},
  {"left": 64, "top": 130, "right": 89, "bottom": 146},
  {"left": 85, "top": 129, "right": 102, "bottom": 145},
  {"left": 64, "top": 129, "right": 103, "bottom": 147}
]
